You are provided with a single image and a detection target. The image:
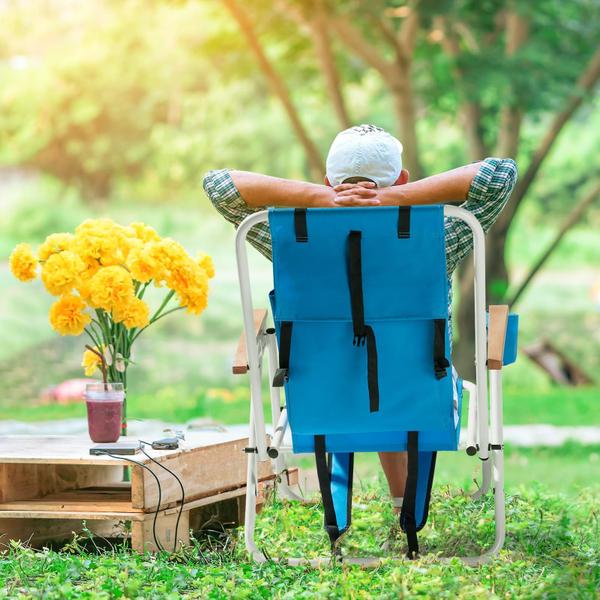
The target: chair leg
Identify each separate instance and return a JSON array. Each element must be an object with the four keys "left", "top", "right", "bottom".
[
  {"left": 461, "top": 448, "right": 505, "bottom": 565},
  {"left": 471, "top": 459, "right": 492, "bottom": 500},
  {"left": 463, "top": 380, "right": 491, "bottom": 500},
  {"left": 245, "top": 405, "right": 268, "bottom": 563},
  {"left": 462, "top": 369, "right": 505, "bottom": 564}
]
